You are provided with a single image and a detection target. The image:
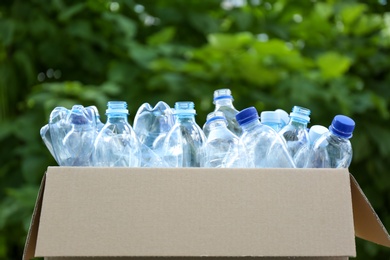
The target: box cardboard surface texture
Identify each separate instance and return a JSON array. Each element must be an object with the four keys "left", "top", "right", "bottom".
[{"left": 23, "top": 167, "right": 390, "bottom": 260}]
